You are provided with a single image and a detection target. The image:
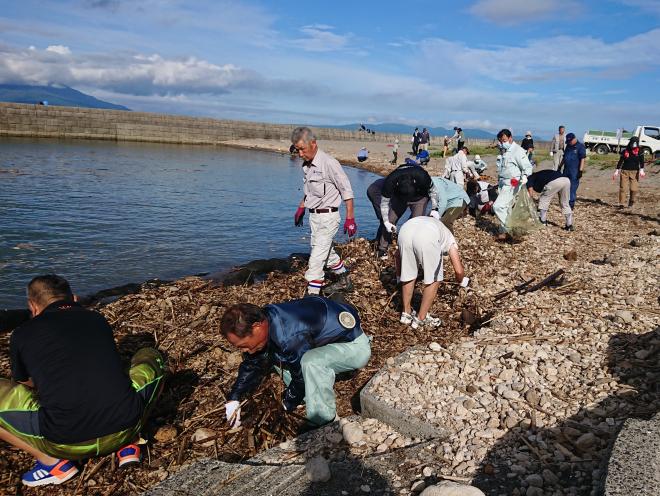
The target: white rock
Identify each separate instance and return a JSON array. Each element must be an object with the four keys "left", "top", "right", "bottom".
[
  {"left": 420, "top": 482, "right": 485, "bottom": 496},
  {"left": 360, "top": 484, "right": 371, "bottom": 492},
  {"left": 429, "top": 342, "right": 442, "bottom": 352},
  {"left": 342, "top": 423, "right": 364, "bottom": 445},
  {"left": 305, "top": 456, "right": 331, "bottom": 483}
]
